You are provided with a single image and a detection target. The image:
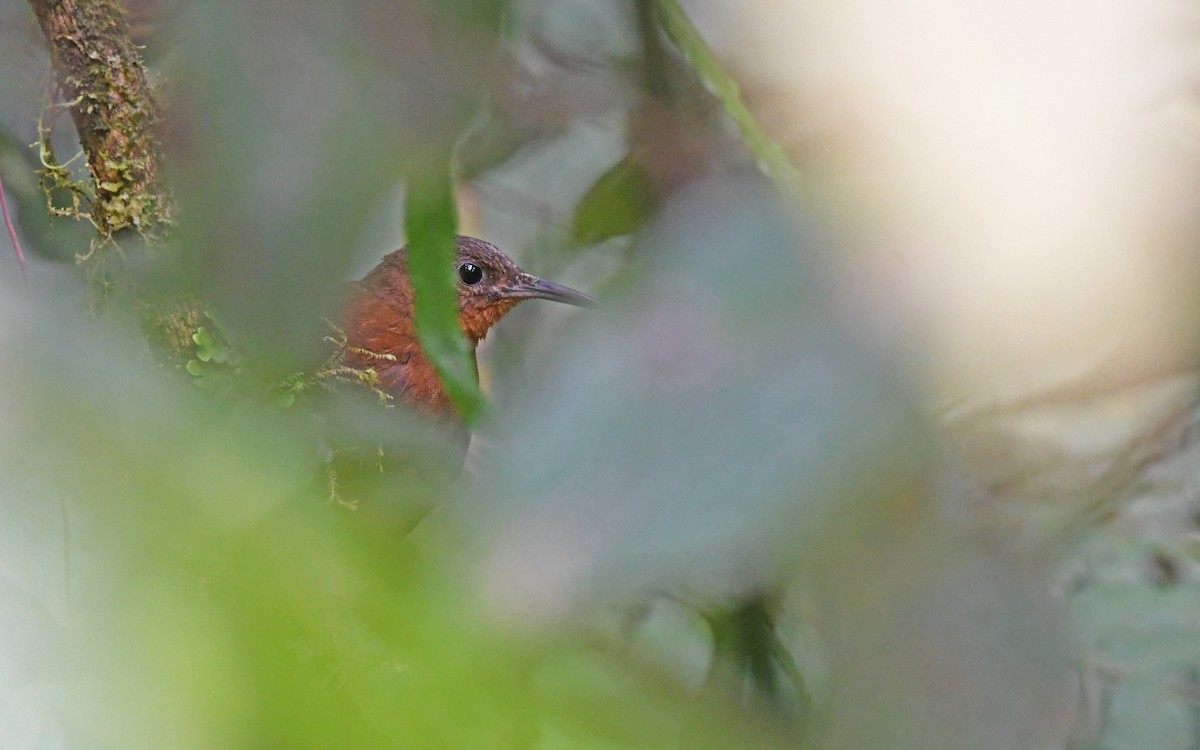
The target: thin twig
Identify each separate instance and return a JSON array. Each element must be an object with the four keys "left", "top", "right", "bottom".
[
  {"left": 59, "top": 487, "right": 71, "bottom": 623},
  {"left": 0, "top": 171, "right": 30, "bottom": 292}
]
